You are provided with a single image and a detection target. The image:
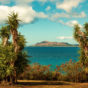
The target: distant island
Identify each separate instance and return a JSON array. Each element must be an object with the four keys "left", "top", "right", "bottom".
[{"left": 30, "top": 41, "right": 78, "bottom": 47}]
